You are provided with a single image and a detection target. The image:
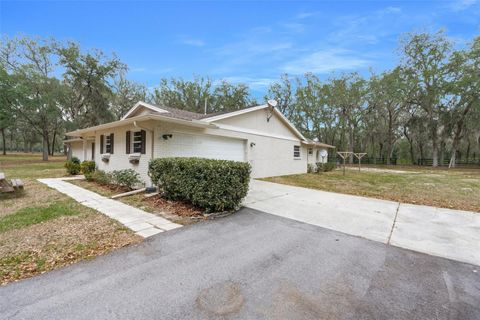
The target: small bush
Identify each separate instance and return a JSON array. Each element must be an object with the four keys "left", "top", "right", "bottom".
[
  {"left": 65, "top": 157, "right": 81, "bottom": 175},
  {"left": 111, "top": 169, "right": 141, "bottom": 190},
  {"left": 80, "top": 161, "right": 96, "bottom": 175},
  {"left": 149, "top": 157, "right": 251, "bottom": 213},
  {"left": 307, "top": 163, "right": 316, "bottom": 173},
  {"left": 88, "top": 170, "right": 112, "bottom": 185},
  {"left": 316, "top": 162, "right": 336, "bottom": 173}
]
